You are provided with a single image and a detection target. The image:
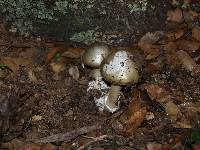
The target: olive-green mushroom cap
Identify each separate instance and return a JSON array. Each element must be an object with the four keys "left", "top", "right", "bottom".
[
  {"left": 101, "top": 50, "right": 139, "bottom": 85},
  {"left": 82, "top": 42, "right": 110, "bottom": 68}
]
